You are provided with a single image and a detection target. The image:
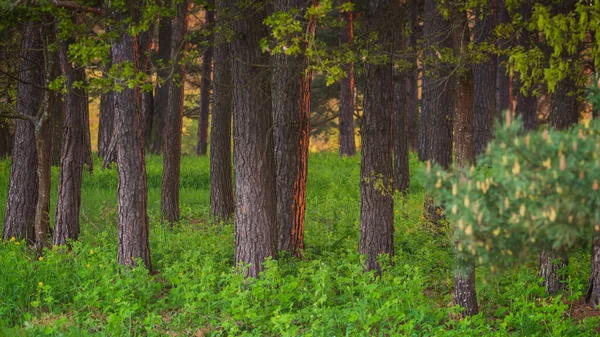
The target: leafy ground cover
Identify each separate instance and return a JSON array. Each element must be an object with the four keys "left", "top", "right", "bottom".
[{"left": 0, "top": 153, "right": 598, "bottom": 336}]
